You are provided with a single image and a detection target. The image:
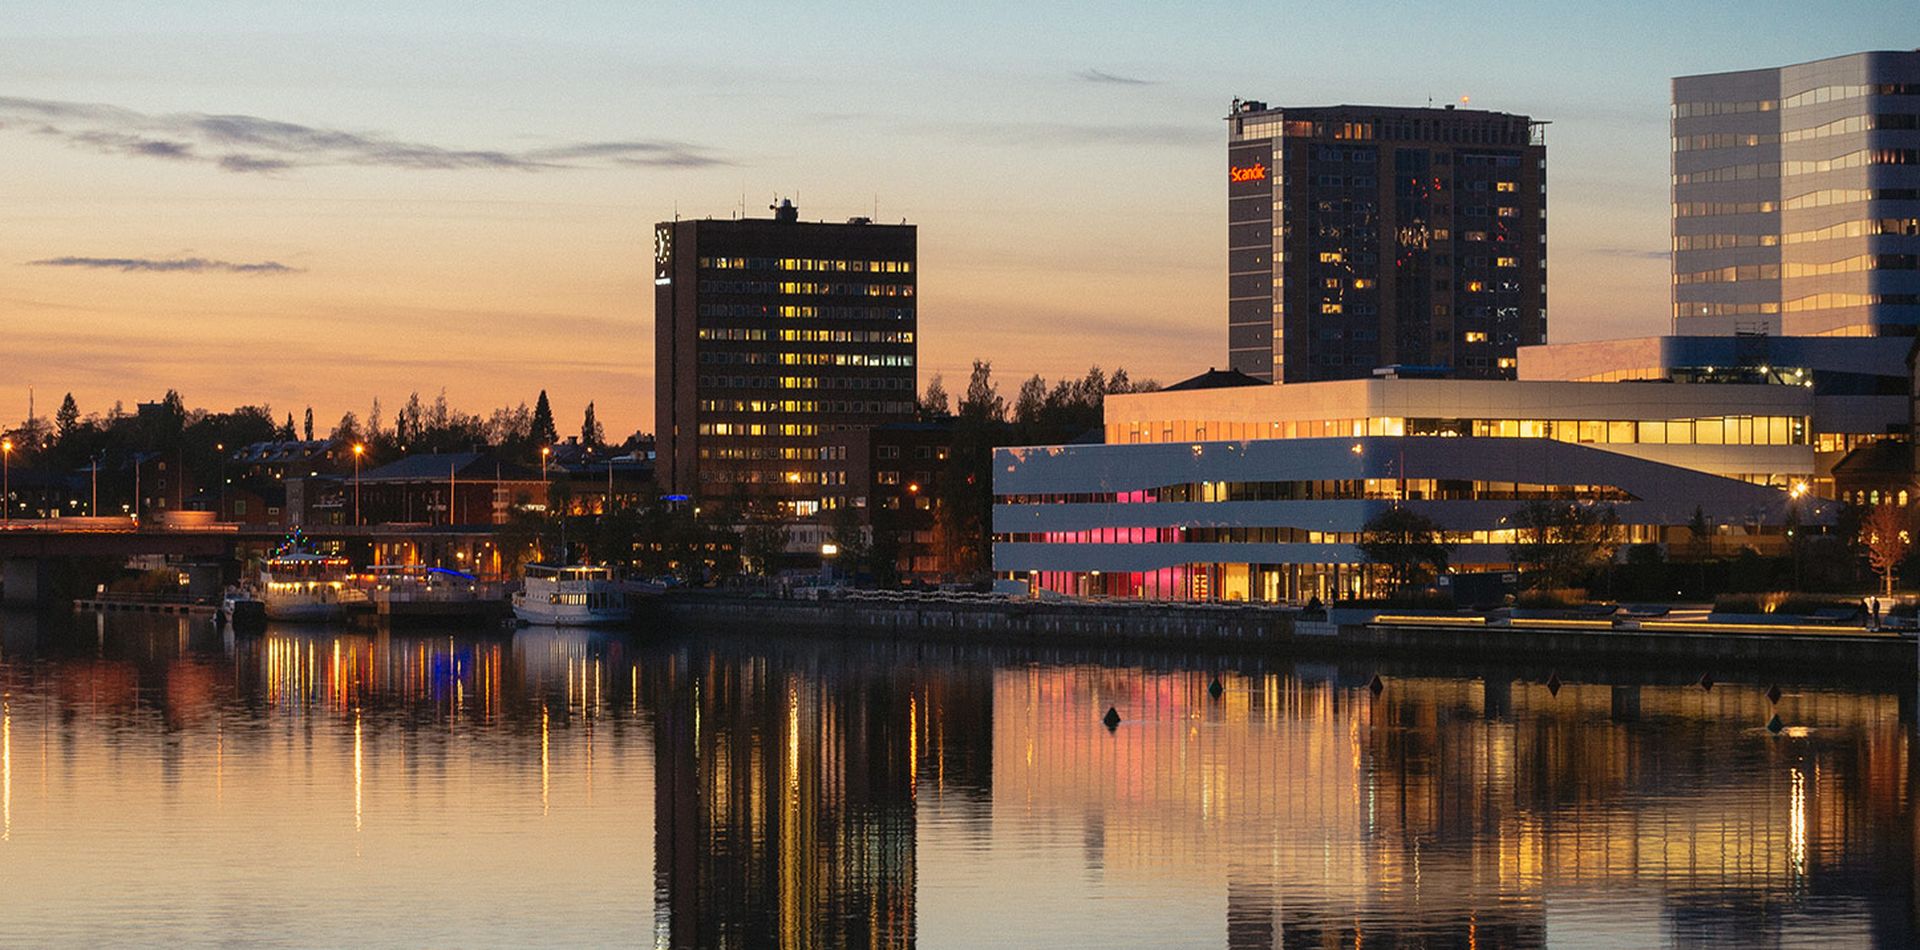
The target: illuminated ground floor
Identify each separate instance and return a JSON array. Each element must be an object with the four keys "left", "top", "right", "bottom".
[{"left": 993, "top": 436, "right": 1832, "bottom": 604}]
